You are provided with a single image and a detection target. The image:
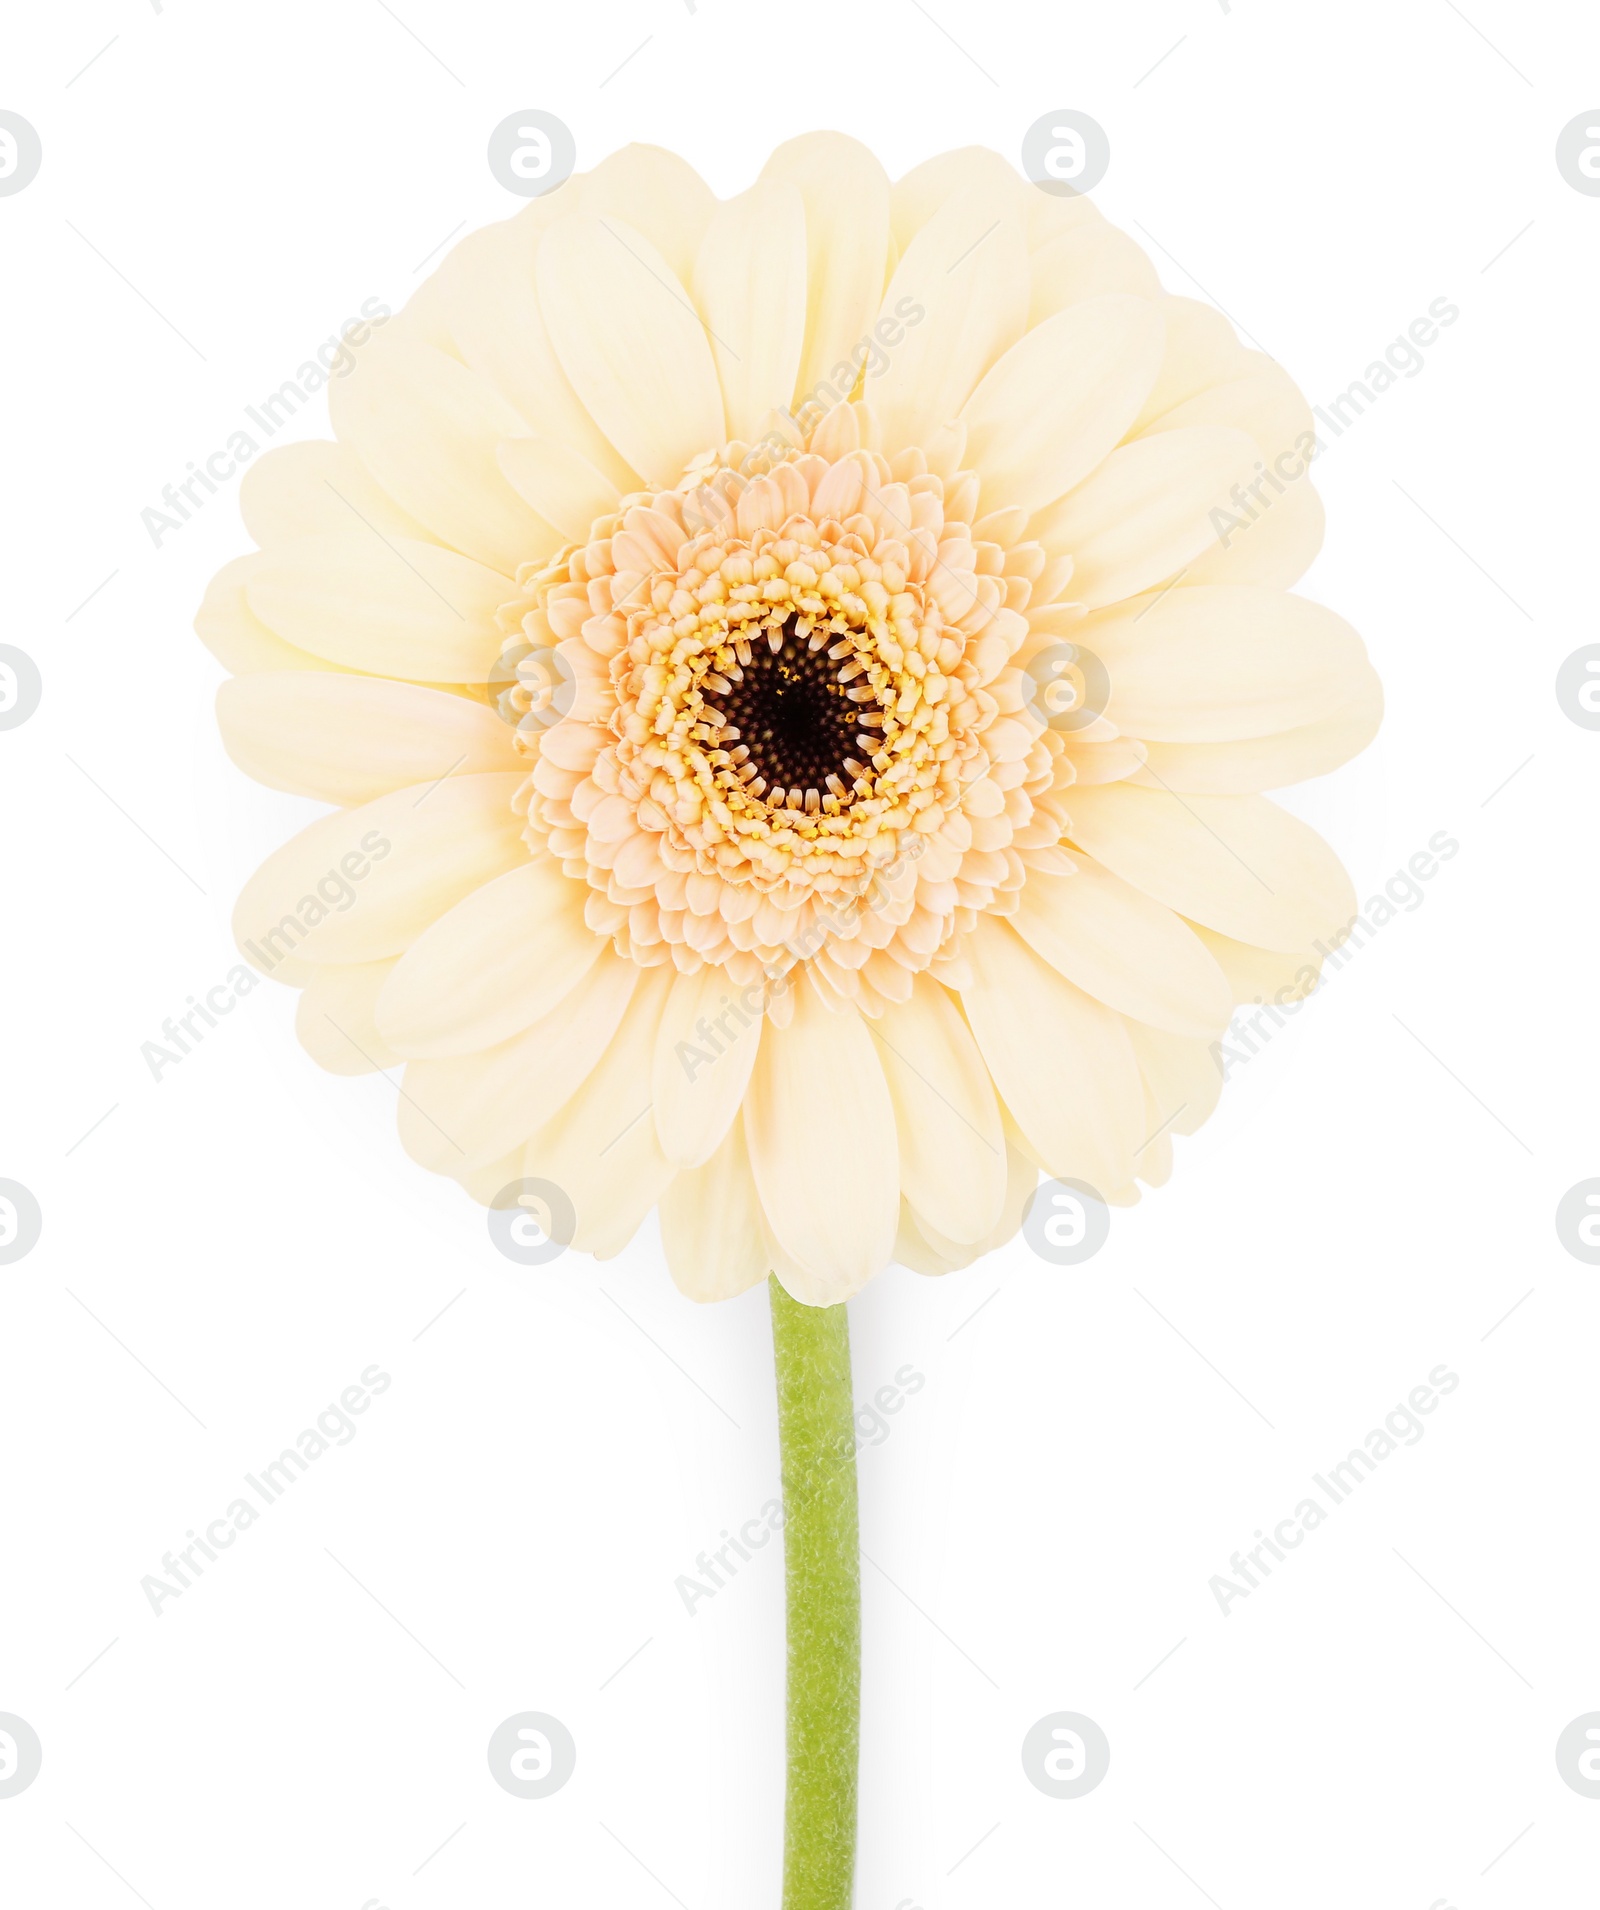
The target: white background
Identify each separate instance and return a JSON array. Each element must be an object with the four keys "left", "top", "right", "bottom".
[{"left": 1, "top": 2, "right": 1595, "bottom": 1905}]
